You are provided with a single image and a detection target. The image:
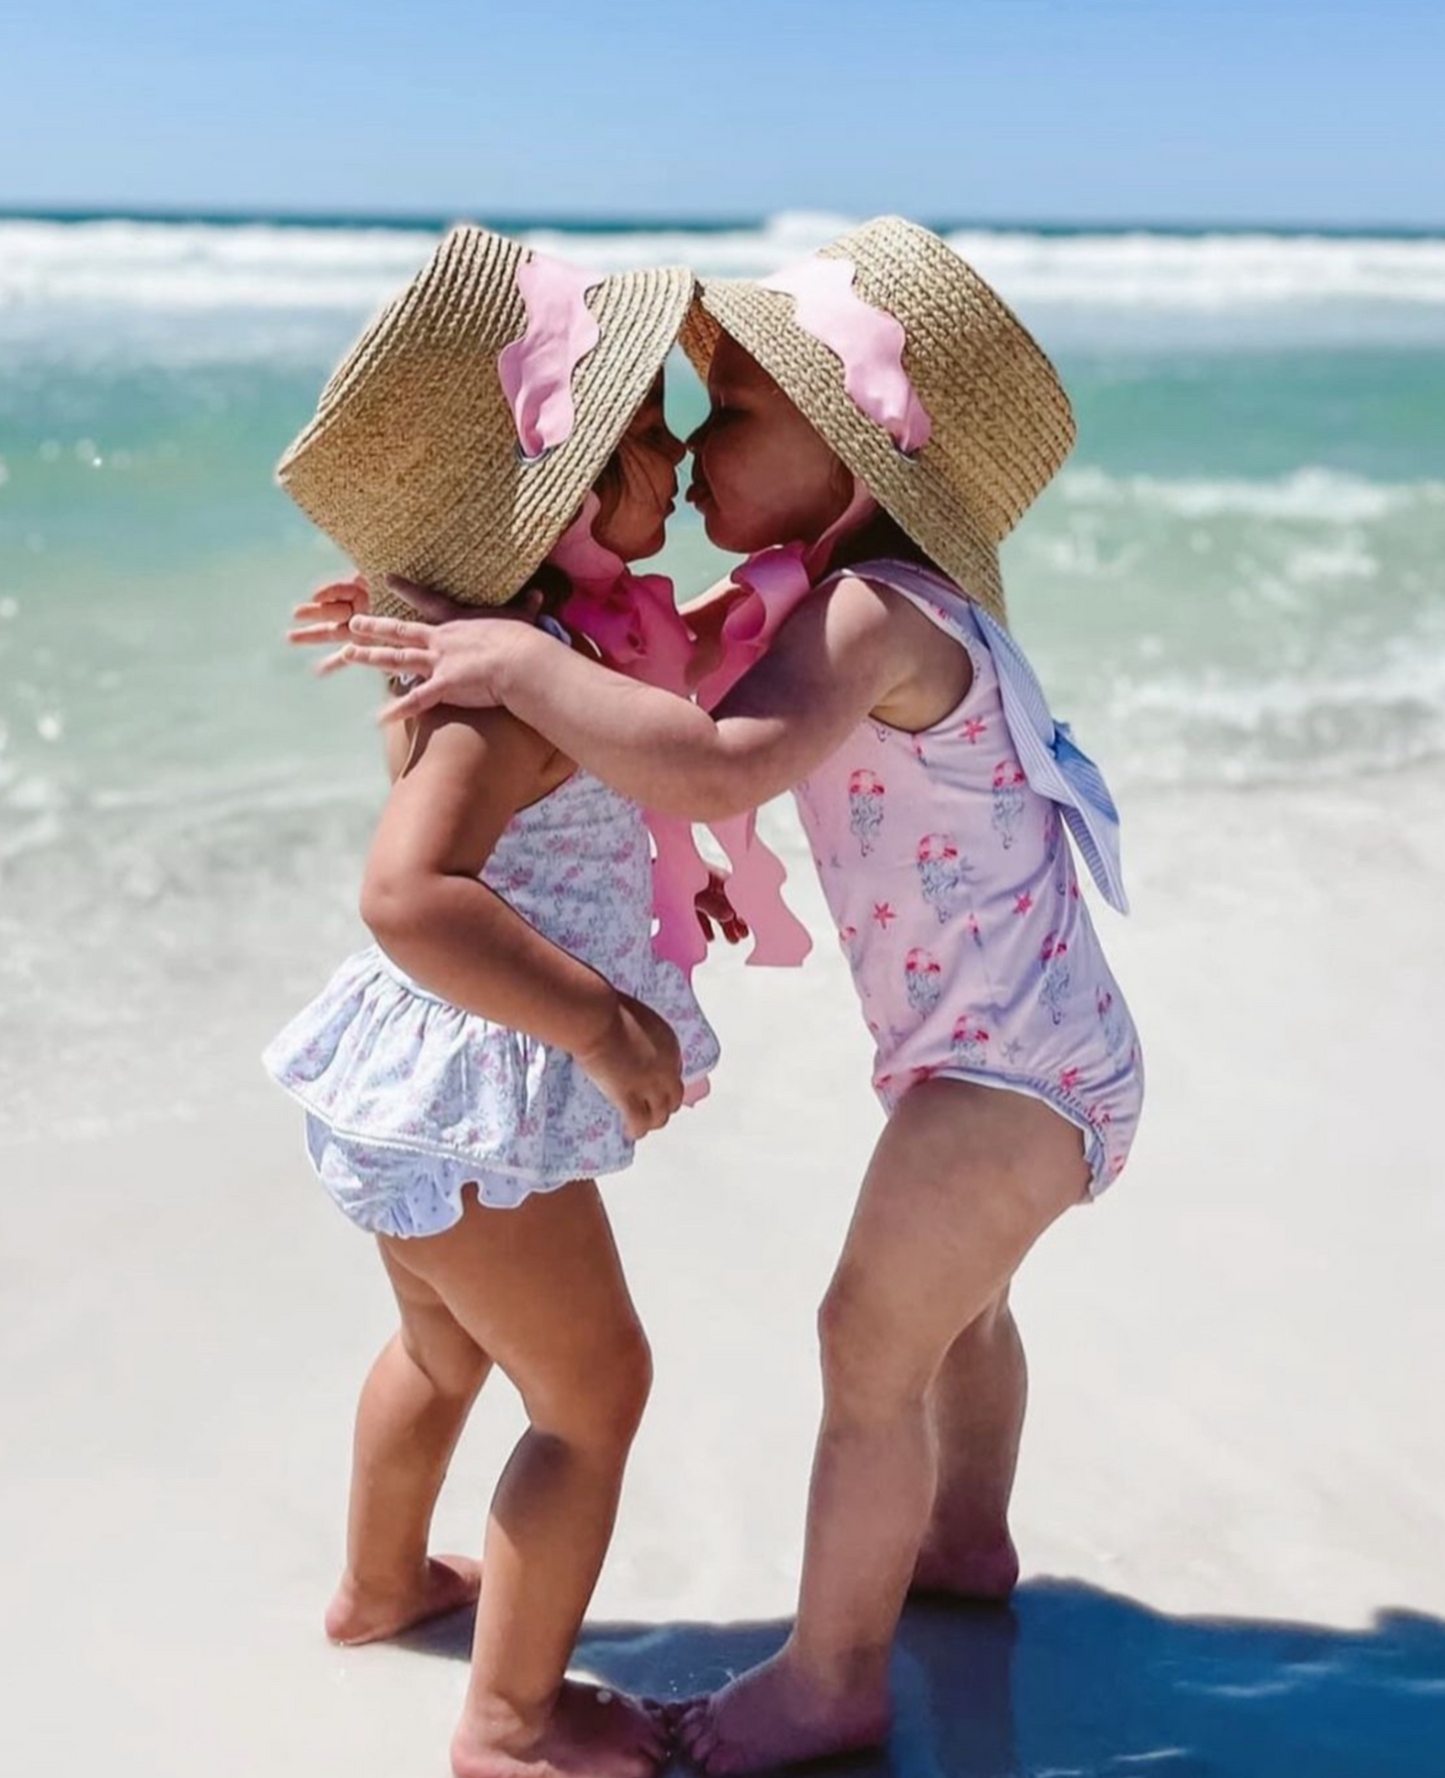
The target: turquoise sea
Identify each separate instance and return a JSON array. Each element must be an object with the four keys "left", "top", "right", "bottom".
[{"left": 1, "top": 210, "right": 1443, "bottom": 1141}]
